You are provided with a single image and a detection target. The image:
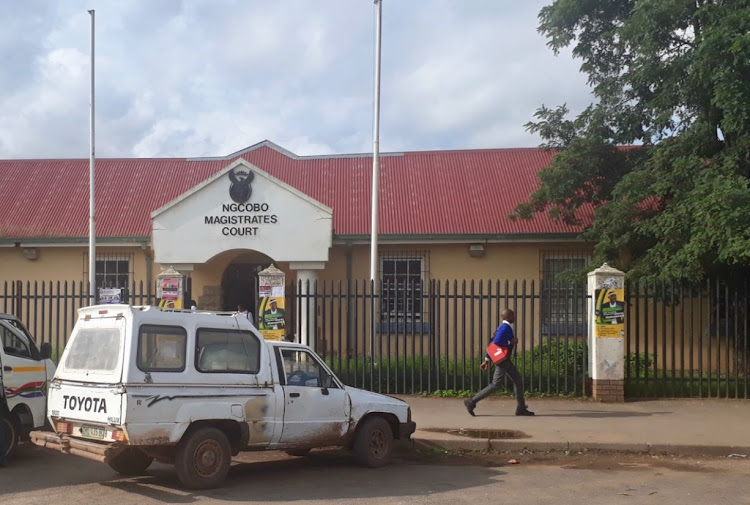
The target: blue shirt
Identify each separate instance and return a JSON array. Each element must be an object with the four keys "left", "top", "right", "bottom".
[{"left": 486, "top": 320, "right": 514, "bottom": 359}]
